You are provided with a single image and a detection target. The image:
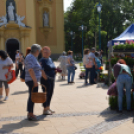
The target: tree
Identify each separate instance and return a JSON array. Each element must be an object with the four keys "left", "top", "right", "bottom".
[{"left": 64, "top": 0, "right": 134, "bottom": 54}]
